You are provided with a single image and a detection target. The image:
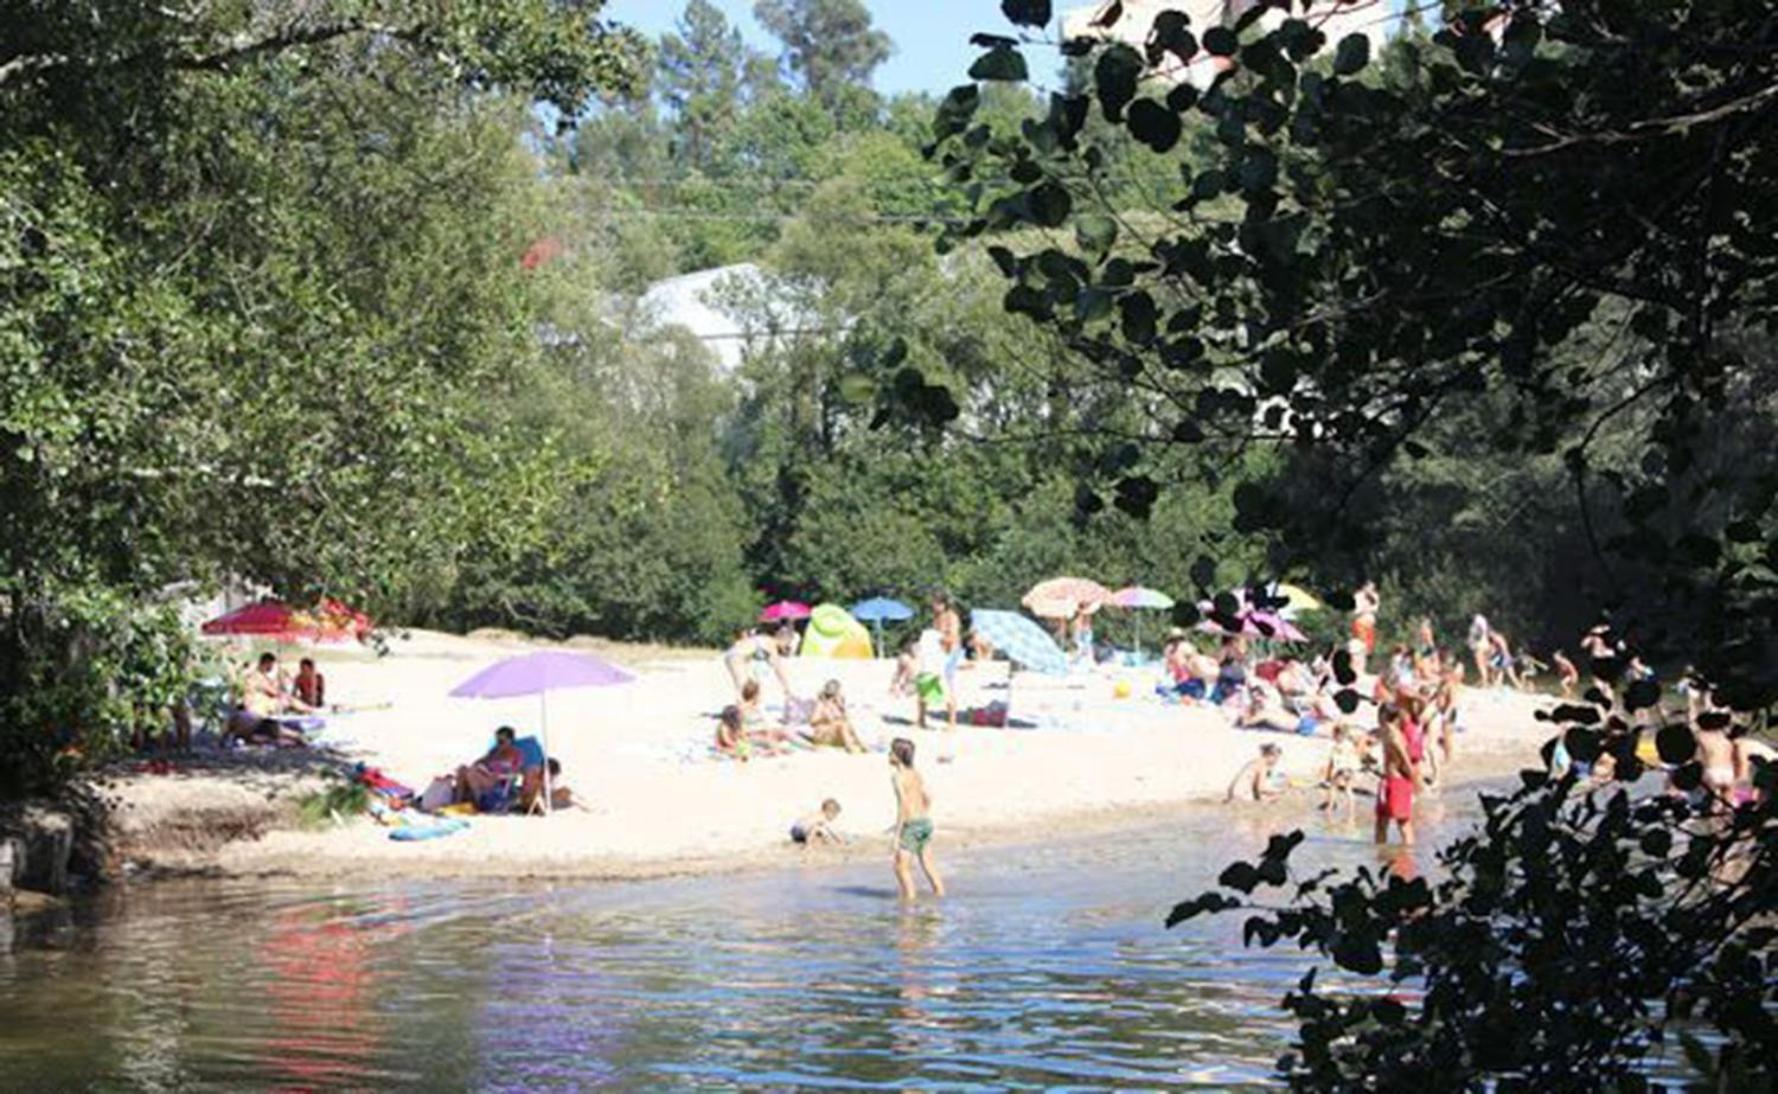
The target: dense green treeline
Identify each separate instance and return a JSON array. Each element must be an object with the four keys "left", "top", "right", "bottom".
[
  {"left": 417, "top": 0, "right": 1628, "bottom": 660},
  {"left": 0, "top": 1, "right": 640, "bottom": 789},
  {"left": 406, "top": 0, "right": 1274, "bottom": 649},
  {"left": 3, "top": 0, "right": 1722, "bottom": 788}
]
